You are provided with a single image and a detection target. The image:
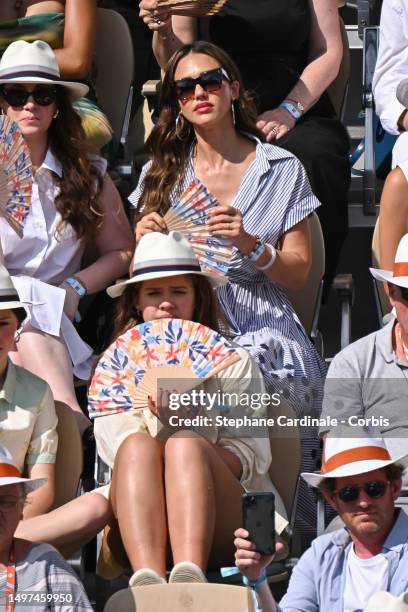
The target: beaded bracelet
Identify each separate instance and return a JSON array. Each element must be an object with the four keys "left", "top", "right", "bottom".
[
  {"left": 246, "top": 238, "right": 266, "bottom": 263},
  {"left": 242, "top": 569, "right": 267, "bottom": 589}
]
